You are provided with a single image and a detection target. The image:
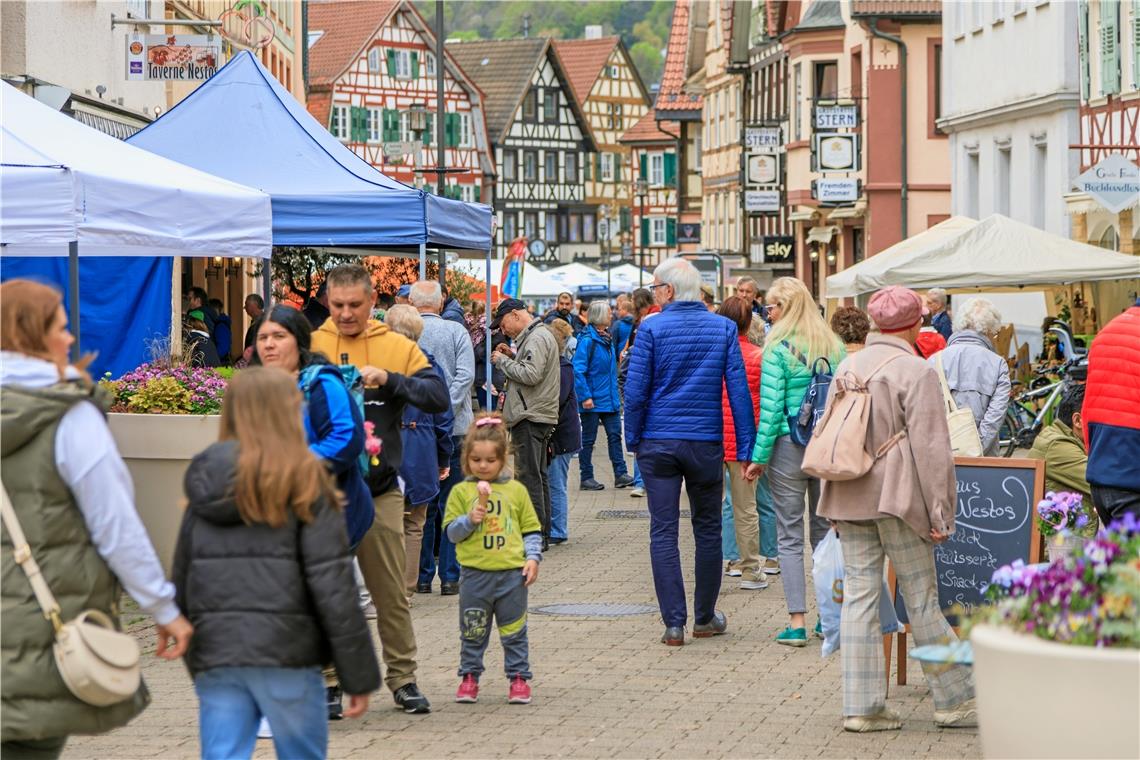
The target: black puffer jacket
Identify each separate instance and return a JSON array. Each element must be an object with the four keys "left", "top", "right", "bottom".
[{"left": 173, "top": 441, "right": 380, "bottom": 696}]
